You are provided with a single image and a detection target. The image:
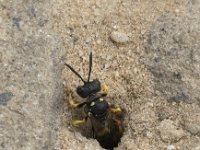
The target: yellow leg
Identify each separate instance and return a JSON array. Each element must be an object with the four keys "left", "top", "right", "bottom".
[
  {"left": 68, "top": 91, "right": 80, "bottom": 108},
  {"left": 96, "top": 128, "right": 110, "bottom": 136},
  {"left": 72, "top": 119, "right": 86, "bottom": 126},
  {"left": 113, "top": 119, "right": 123, "bottom": 133},
  {"left": 71, "top": 116, "right": 88, "bottom": 126},
  {"left": 101, "top": 84, "right": 109, "bottom": 96},
  {"left": 110, "top": 107, "right": 122, "bottom": 113}
]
